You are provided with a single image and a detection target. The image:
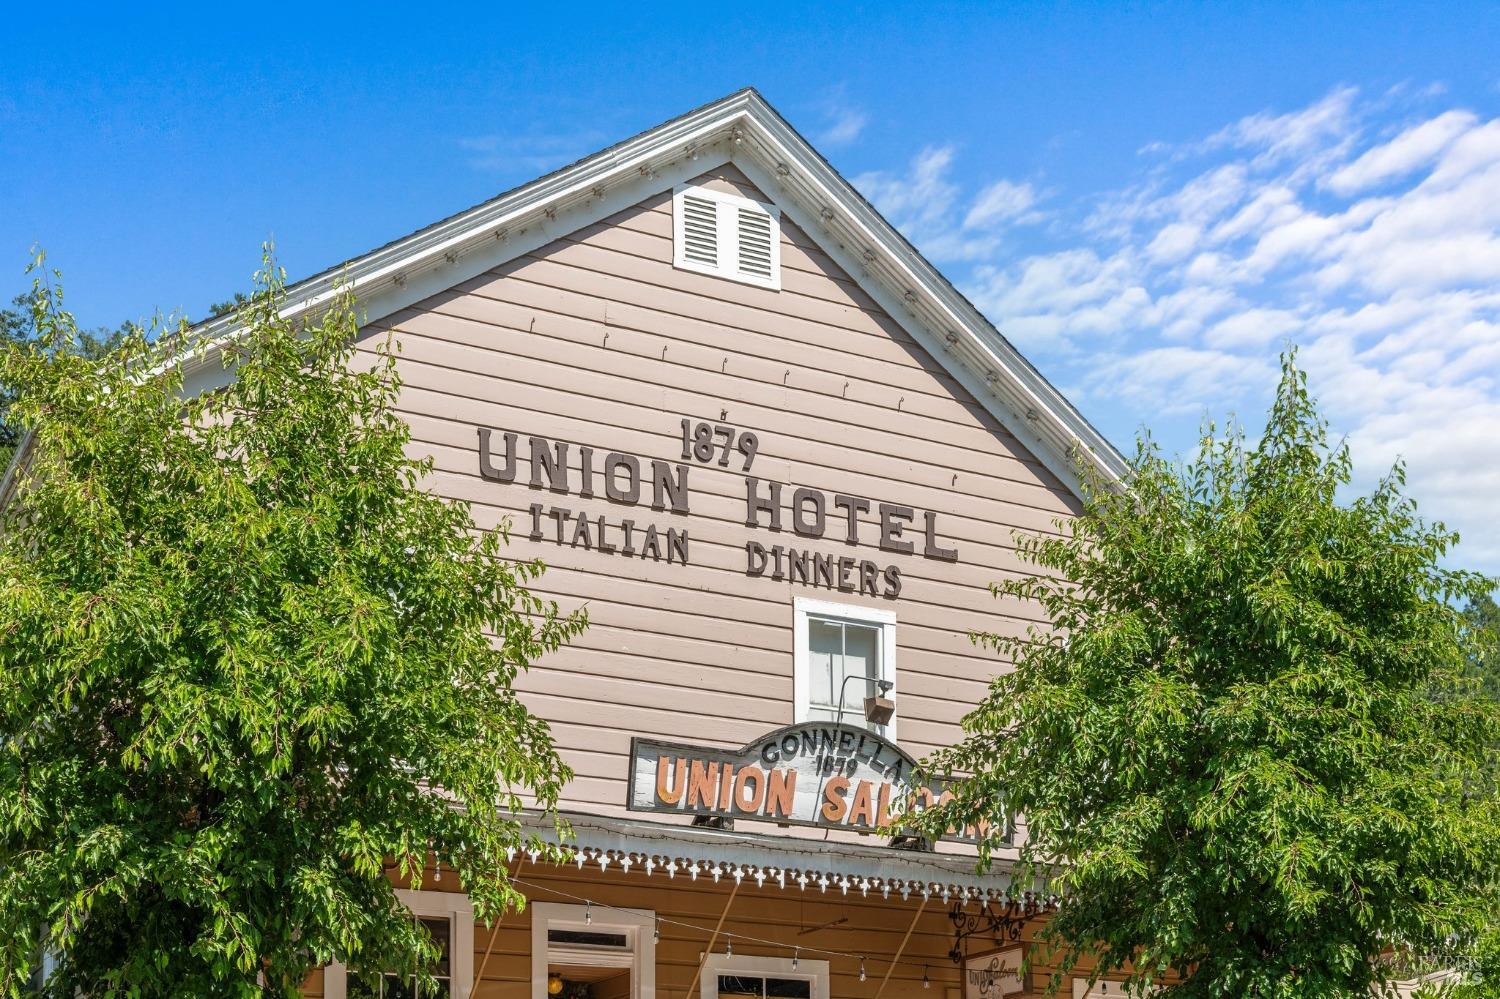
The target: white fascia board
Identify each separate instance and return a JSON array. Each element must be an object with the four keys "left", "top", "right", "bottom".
[
  {"left": 174, "top": 91, "right": 762, "bottom": 392},
  {"left": 731, "top": 93, "right": 1126, "bottom": 490},
  {"left": 165, "top": 87, "right": 1123, "bottom": 495}
]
